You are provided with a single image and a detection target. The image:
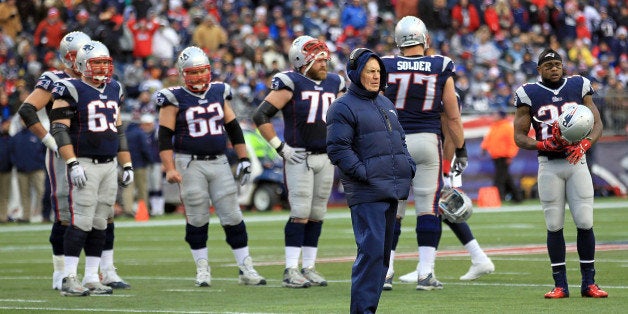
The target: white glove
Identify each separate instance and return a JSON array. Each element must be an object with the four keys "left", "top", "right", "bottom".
[
  {"left": 120, "top": 164, "right": 134, "bottom": 187},
  {"left": 276, "top": 142, "right": 306, "bottom": 164},
  {"left": 41, "top": 133, "right": 59, "bottom": 158},
  {"left": 67, "top": 160, "right": 87, "bottom": 189},
  {"left": 236, "top": 158, "right": 251, "bottom": 186}
]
